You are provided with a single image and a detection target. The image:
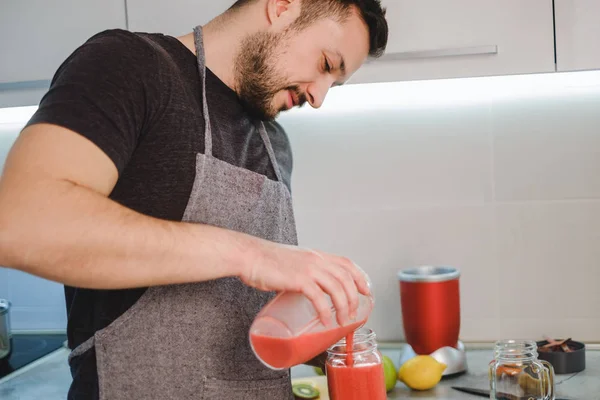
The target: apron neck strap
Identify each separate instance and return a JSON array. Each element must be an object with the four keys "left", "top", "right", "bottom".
[
  {"left": 193, "top": 25, "right": 284, "bottom": 183},
  {"left": 257, "top": 122, "right": 284, "bottom": 182},
  {"left": 193, "top": 25, "right": 213, "bottom": 156}
]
